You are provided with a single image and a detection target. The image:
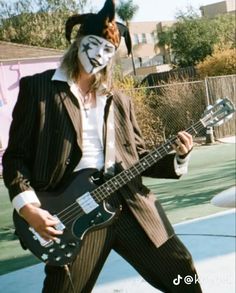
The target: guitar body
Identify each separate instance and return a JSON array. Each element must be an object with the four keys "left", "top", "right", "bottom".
[{"left": 13, "top": 168, "right": 118, "bottom": 266}]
